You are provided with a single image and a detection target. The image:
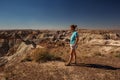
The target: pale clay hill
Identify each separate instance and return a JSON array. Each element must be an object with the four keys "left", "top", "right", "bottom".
[{"left": 0, "top": 29, "right": 120, "bottom": 80}]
